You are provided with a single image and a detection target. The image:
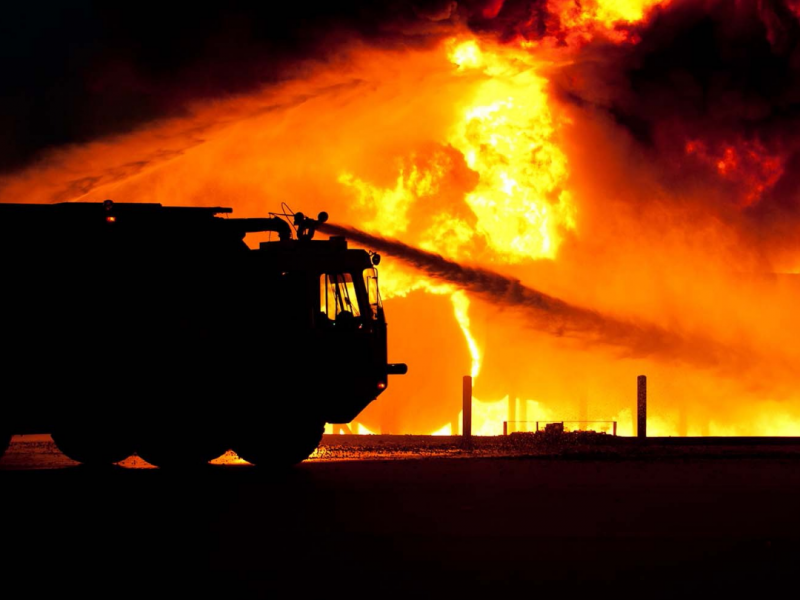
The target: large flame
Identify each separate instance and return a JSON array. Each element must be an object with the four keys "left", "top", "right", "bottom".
[
  {"left": 3, "top": 0, "right": 800, "bottom": 436},
  {"left": 446, "top": 38, "right": 575, "bottom": 261}
]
